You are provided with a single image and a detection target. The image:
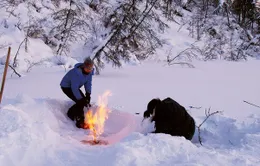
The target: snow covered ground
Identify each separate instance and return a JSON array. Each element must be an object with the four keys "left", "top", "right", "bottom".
[
  {"left": 0, "top": 2, "right": 260, "bottom": 164},
  {"left": 0, "top": 59, "right": 260, "bottom": 166}
]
